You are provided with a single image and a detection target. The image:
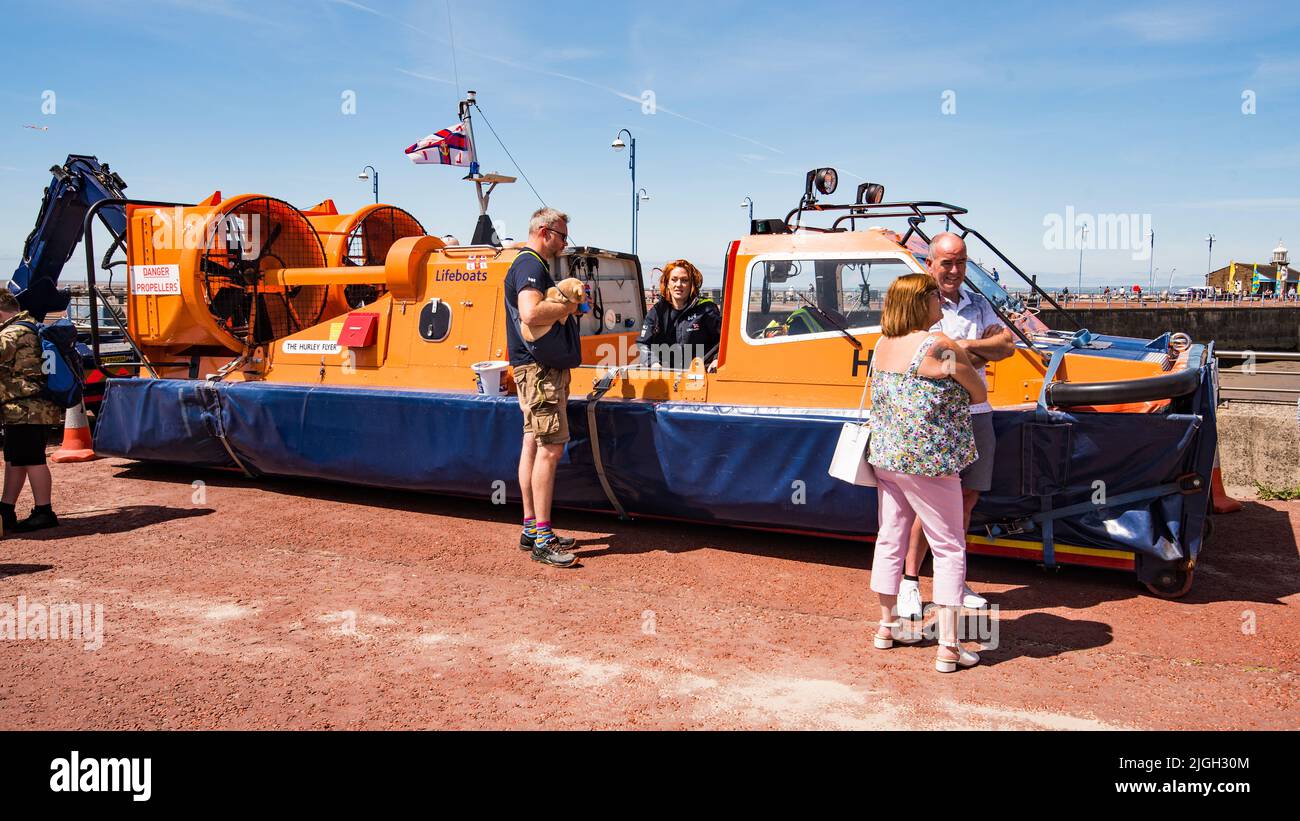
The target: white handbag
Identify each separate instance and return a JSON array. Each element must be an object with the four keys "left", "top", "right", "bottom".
[{"left": 828, "top": 358, "right": 877, "bottom": 487}]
